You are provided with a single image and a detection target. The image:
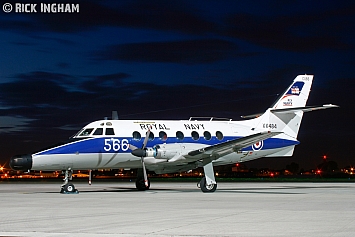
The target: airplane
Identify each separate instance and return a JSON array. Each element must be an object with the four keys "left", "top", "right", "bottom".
[{"left": 9, "top": 75, "right": 338, "bottom": 193}]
